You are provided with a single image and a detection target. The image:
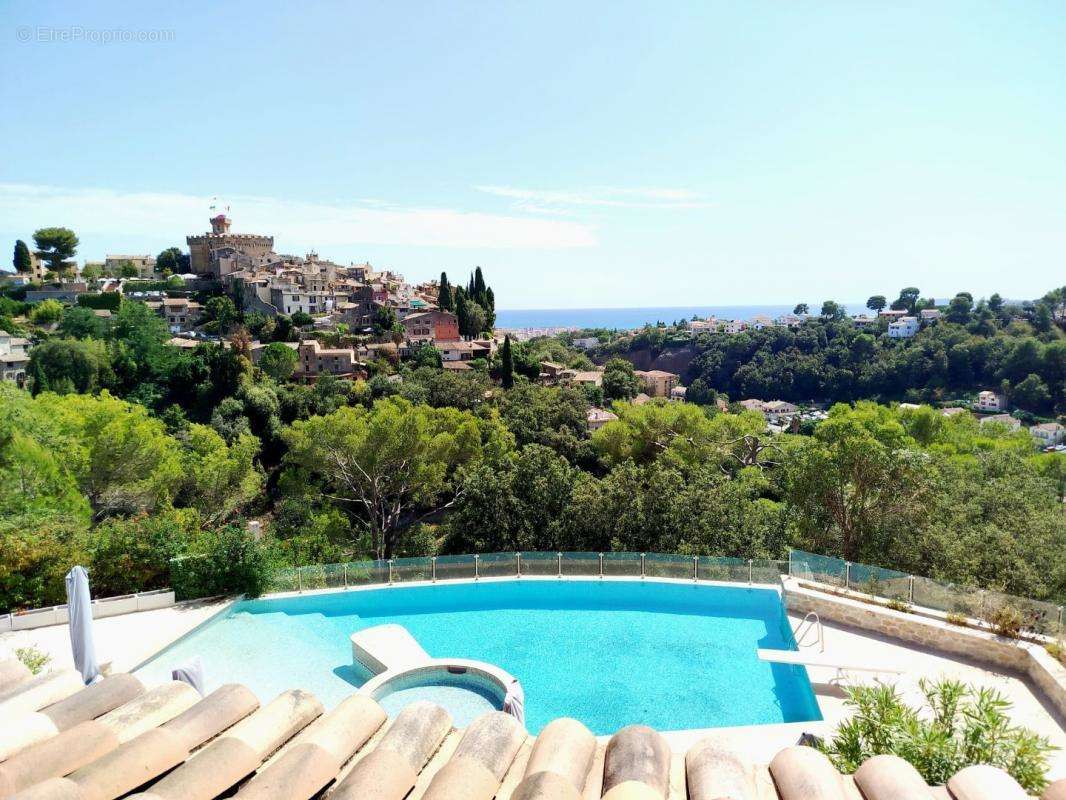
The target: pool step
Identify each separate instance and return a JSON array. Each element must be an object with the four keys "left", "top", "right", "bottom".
[{"left": 351, "top": 625, "right": 431, "bottom": 675}]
